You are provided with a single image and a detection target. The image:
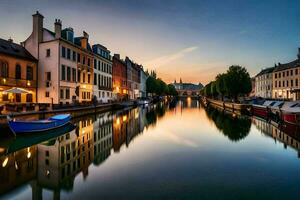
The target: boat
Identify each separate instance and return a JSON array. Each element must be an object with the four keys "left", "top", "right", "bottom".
[
  {"left": 7, "top": 114, "right": 71, "bottom": 134},
  {"left": 0, "top": 123, "right": 76, "bottom": 155},
  {"left": 252, "top": 100, "right": 279, "bottom": 118},
  {"left": 280, "top": 101, "right": 300, "bottom": 126}
]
